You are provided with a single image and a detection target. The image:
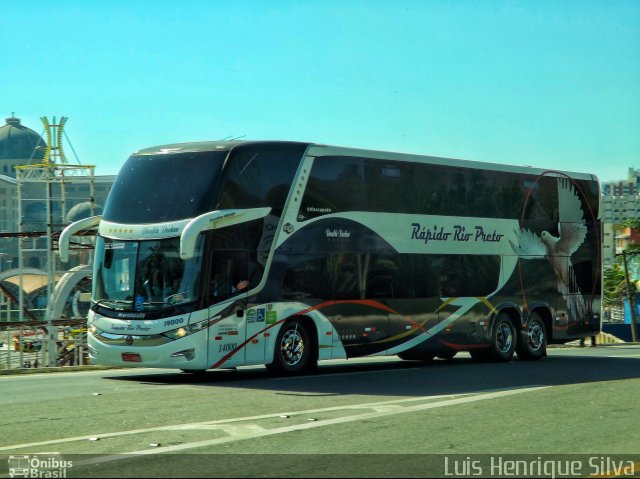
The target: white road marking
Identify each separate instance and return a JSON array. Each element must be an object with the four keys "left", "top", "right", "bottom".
[
  {"left": 0, "top": 392, "right": 468, "bottom": 452},
  {"left": 19, "top": 385, "right": 546, "bottom": 468}
]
